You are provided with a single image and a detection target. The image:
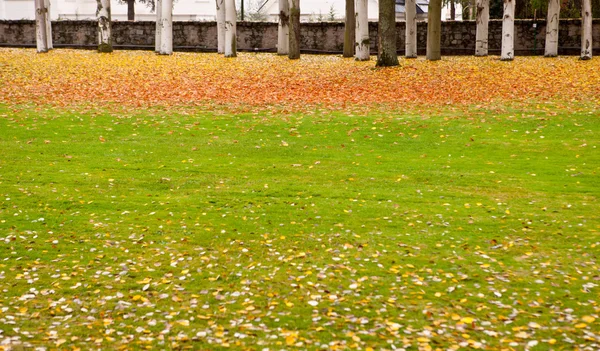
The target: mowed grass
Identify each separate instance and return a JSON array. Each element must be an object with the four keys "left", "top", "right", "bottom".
[{"left": 0, "top": 102, "right": 599, "bottom": 350}]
